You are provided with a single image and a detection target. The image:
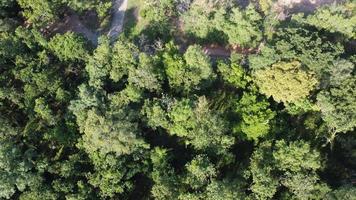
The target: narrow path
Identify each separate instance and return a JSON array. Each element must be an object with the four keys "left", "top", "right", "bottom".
[
  {"left": 203, "top": 44, "right": 258, "bottom": 58},
  {"left": 107, "top": 0, "right": 128, "bottom": 41},
  {"left": 48, "top": 12, "right": 99, "bottom": 45},
  {"left": 64, "top": 13, "right": 99, "bottom": 45},
  {"left": 273, "top": 0, "right": 340, "bottom": 19},
  {"left": 50, "top": 0, "right": 128, "bottom": 45}
]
